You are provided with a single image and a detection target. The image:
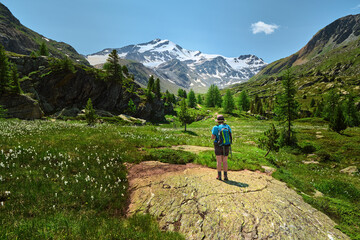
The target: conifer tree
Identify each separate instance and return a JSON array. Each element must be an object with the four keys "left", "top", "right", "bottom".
[
  {"left": 154, "top": 78, "right": 161, "bottom": 99},
  {"left": 10, "top": 65, "right": 22, "bottom": 94},
  {"left": 274, "top": 68, "right": 299, "bottom": 146},
  {"left": 122, "top": 65, "right": 129, "bottom": 76},
  {"left": 329, "top": 105, "right": 347, "bottom": 133},
  {"left": 322, "top": 89, "right": 340, "bottom": 121},
  {"left": 187, "top": 89, "right": 197, "bottom": 108},
  {"left": 148, "top": 76, "right": 155, "bottom": 92},
  {"left": 106, "top": 50, "right": 122, "bottom": 84},
  {"left": 259, "top": 123, "right": 280, "bottom": 157},
  {"left": 205, "top": 84, "right": 222, "bottom": 107},
  {"left": 0, "top": 44, "right": 10, "bottom": 93},
  {"left": 197, "top": 94, "right": 203, "bottom": 105},
  {"left": 39, "top": 42, "right": 49, "bottom": 56},
  {"left": 237, "top": 91, "right": 250, "bottom": 111},
  {"left": 85, "top": 98, "right": 96, "bottom": 126},
  {"left": 178, "top": 98, "right": 194, "bottom": 131},
  {"left": 223, "top": 89, "right": 235, "bottom": 113},
  {"left": 343, "top": 94, "right": 359, "bottom": 127},
  {"left": 127, "top": 99, "right": 136, "bottom": 115}
]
